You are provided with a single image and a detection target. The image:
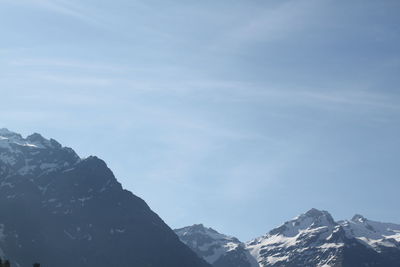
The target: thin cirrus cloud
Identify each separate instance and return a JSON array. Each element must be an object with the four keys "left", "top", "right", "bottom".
[
  {"left": 4, "top": 55, "right": 399, "bottom": 115},
  {"left": 224, "top": 0, "right": 327, "bottom": 45},
  {"left": 5, "top": 0, "right": 98, "bottom": 24}
]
